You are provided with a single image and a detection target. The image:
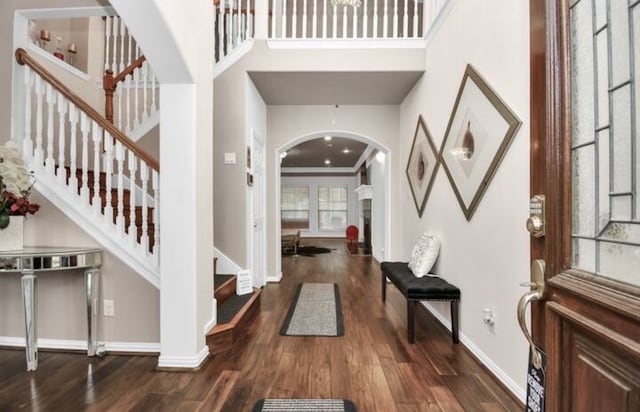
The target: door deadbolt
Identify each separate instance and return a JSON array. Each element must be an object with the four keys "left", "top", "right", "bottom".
[{"left": 527, "top": 195, "right": 545, "bottom": 238}]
